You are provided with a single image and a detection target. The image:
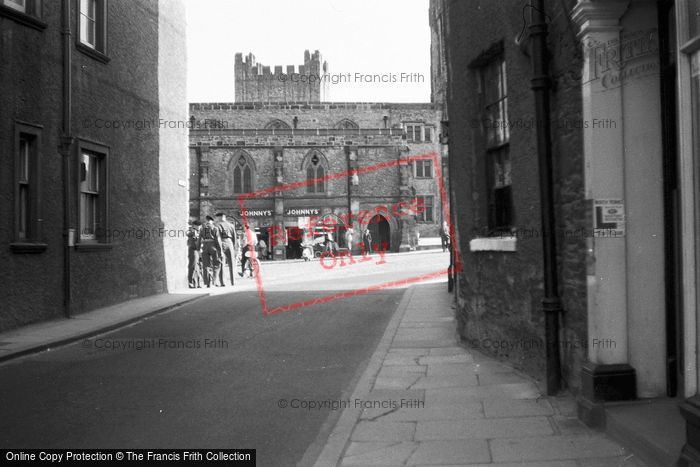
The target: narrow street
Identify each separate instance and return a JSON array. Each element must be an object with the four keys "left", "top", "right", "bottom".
[{"left": 0, "top": 251, "right": 449, "bottom": 466}]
